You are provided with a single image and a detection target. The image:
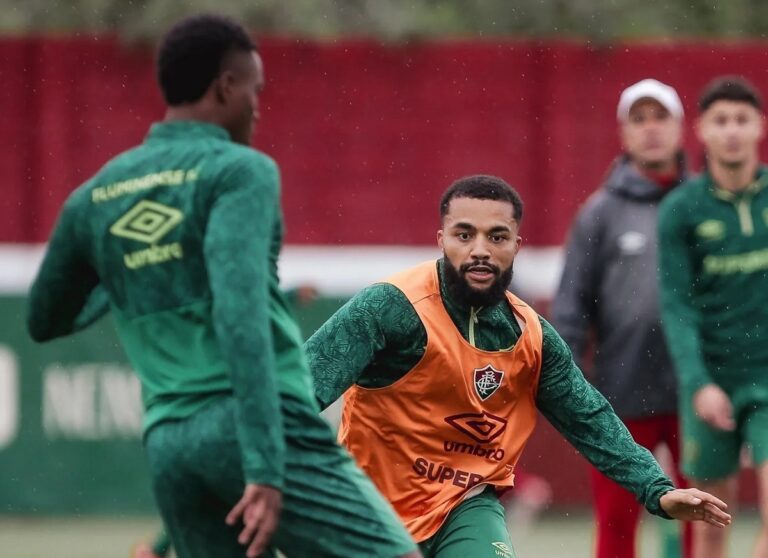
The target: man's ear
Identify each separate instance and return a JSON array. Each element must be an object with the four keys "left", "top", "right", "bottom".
[
  {"left": 437, "top": 229, "right": 444, "bottom": 250},
  {"left": 213, "top": 70, "right": 235, "bottom": 105}
]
